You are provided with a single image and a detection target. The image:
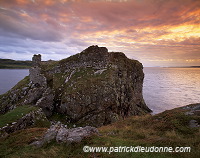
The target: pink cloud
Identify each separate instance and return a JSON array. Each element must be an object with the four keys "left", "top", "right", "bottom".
[{"left": 0, "top": 0, "right": 199, "bottom": 66}]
